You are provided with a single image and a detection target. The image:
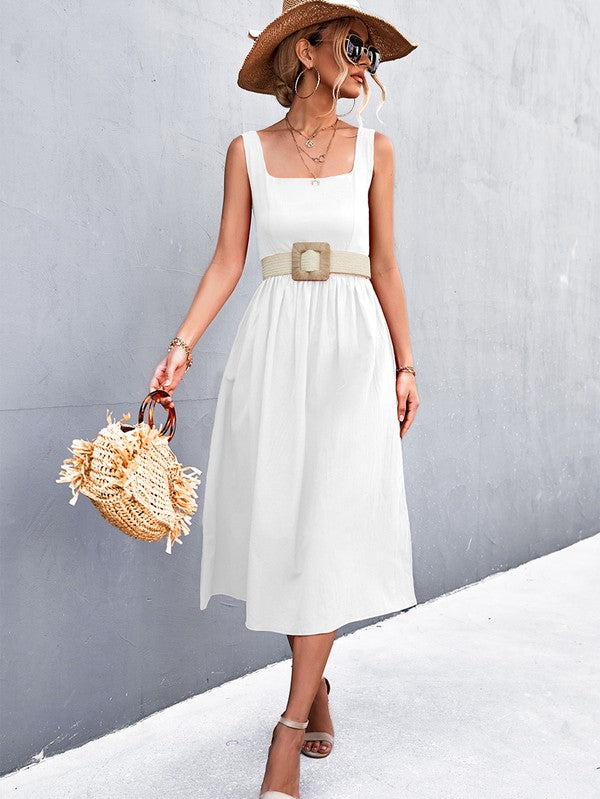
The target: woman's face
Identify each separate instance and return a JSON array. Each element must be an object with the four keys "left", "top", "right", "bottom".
[{"left": 299, "top": 18, "right": 373, "bottom": 98}]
